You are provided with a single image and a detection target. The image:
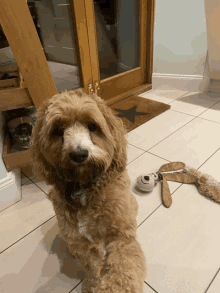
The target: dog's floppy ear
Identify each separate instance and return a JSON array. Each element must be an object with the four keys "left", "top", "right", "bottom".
[
  {"left": 94, "top": 94, "right": 127, "bottom": 172},
  {"left": 30, "top": 101, "right": 57, "bottom": 185}
]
